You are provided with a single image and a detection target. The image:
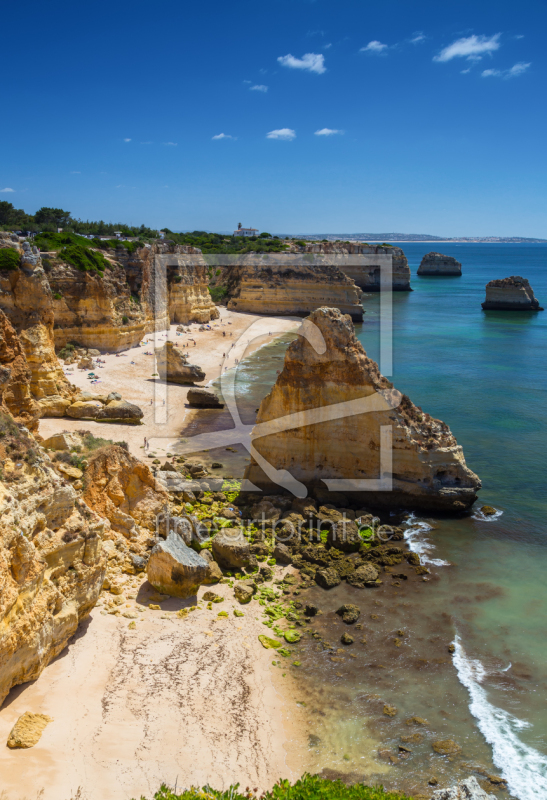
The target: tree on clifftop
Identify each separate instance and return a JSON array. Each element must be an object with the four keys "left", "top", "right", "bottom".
[{"left": 34, "top": 206, "right": 72, "bottom": 228}]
